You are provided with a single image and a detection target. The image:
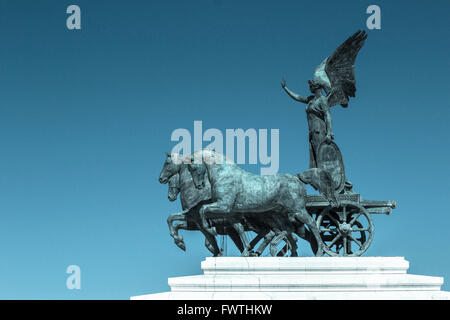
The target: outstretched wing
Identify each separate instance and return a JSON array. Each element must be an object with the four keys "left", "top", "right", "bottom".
[{"left": 325, "top": 30, "right": 368, "bottom": 108}]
